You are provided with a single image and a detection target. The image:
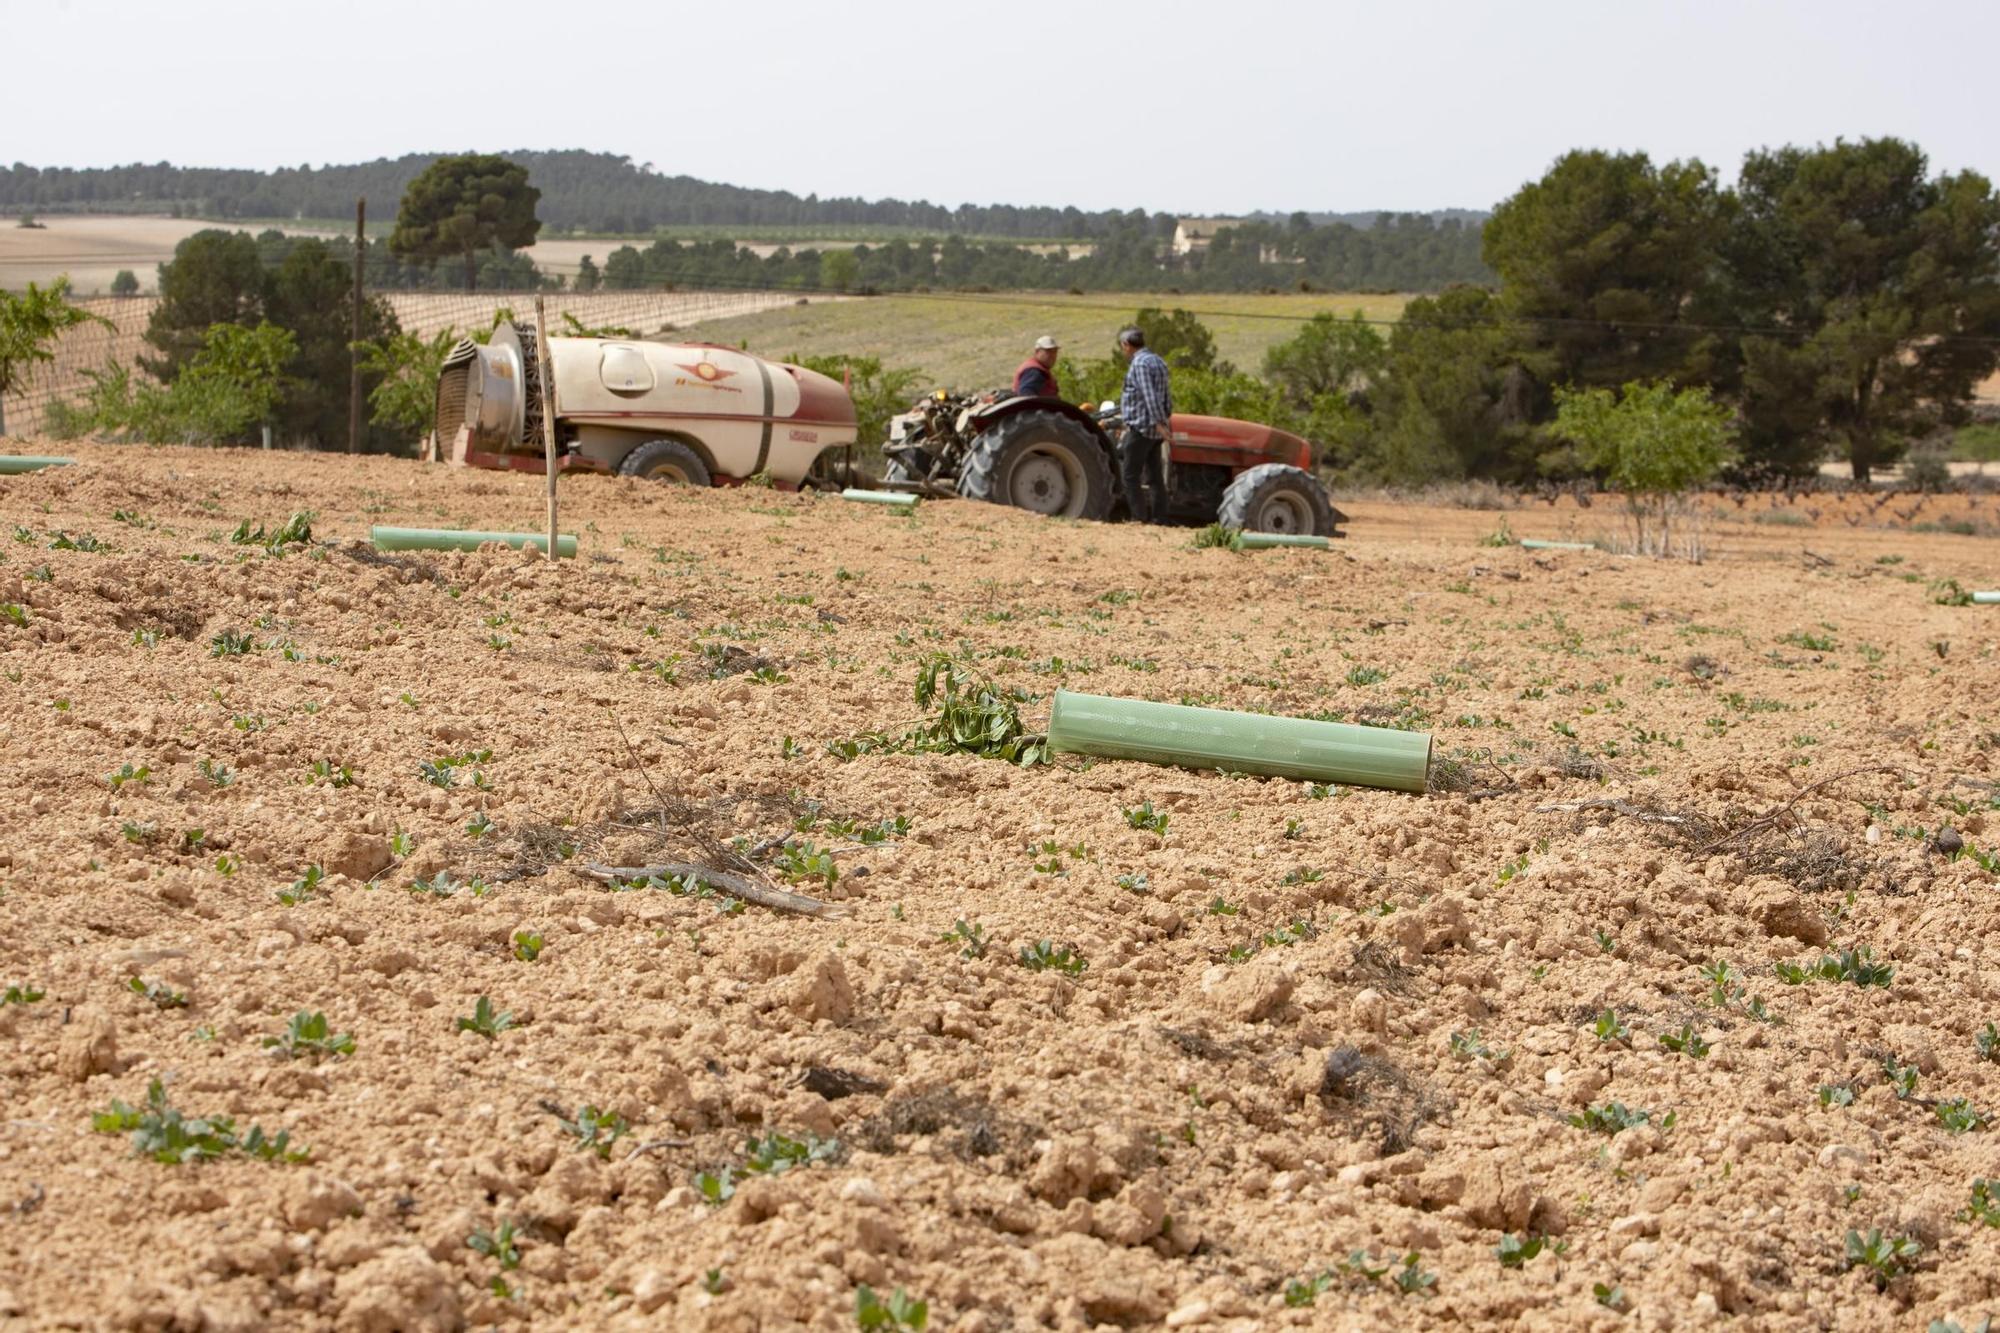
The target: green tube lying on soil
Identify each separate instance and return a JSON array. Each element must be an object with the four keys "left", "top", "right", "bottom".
[
  {"left": 1518, "top": 539, "right": 1595, "bottom": 551},
  {"left": 1974, "top": 592, "right": 2000, "bottom": 605},
  {"left": 841, "top": 488, "right": 919, "bottom": 506},
  {"left": 1240, "top": 532, "right": 1330, "bottom": 550},
  {"left": 0, "top": 456, "right": 75, "bottom": 475},
  {"left": 370, "top": 526, "right": 577, "bottom": 558},
  {"left": 1047, "top": 689, "right": 1432, "bottom": 793}
]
